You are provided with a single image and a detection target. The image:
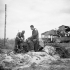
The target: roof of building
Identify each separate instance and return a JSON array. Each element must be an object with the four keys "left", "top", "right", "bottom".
[{"left": 41, "top": 30, "right": 57, "bottom": 36}]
